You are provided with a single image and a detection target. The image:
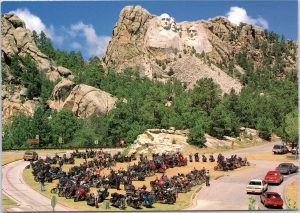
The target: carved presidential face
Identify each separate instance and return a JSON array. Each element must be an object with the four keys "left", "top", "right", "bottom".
[
  {"left": 160, "top": 13, "right": 171, "bottom": 30},
  {"left": 188, "top": 26, "right": 198, "bottom": 39},
  {"left": 170, "top": 17, "right": 177, "bottom": 32}
]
